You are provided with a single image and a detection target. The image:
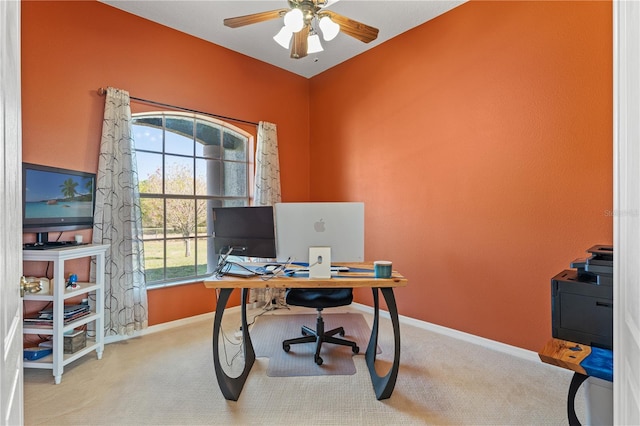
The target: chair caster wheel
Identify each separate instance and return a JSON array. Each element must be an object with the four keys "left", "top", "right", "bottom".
[
  {"left": 339, "top": 329, "right": 345, "bottom": 337},
  {"left": 314, "top": 355, "right": 323, "bottom": 365},
  {"left": 353, "top": 345, "right": 360, "bottom": 354},
  {"left": 283, "top": 343, "right": 290, "bottom": 353}
]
